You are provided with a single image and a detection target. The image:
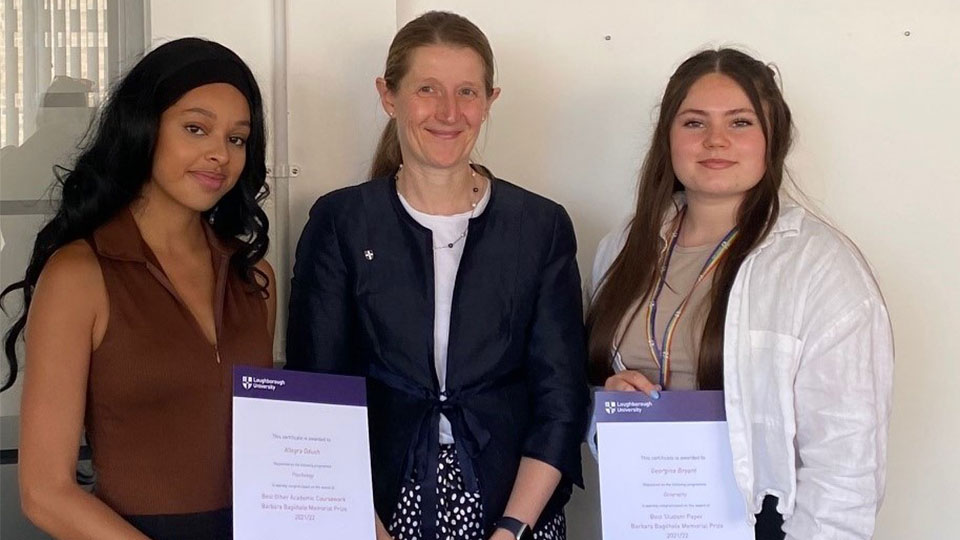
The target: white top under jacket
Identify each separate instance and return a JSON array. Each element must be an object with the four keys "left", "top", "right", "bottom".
[
  {"left": 589, "top": 195, "right": 894, "bottom": 540},
  {"left": 398, "top": 185, "right": 491, "bottom": 445}
]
